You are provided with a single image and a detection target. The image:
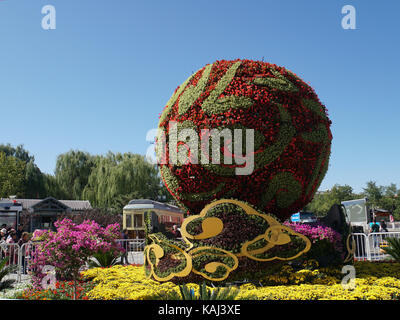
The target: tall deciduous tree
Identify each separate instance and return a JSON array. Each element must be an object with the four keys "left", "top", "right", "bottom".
[
  {"left": 0, "top": 144, "right": 47, "bottom": 198},
  {"left": 0, "top": 152, "right": 26, "bottom": 198},
  {"left": 0, "top": 144, "right": 34, "bottom": 163},
  {"left": 362, "top": 180, "right": 384, "bottom": 209}
]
